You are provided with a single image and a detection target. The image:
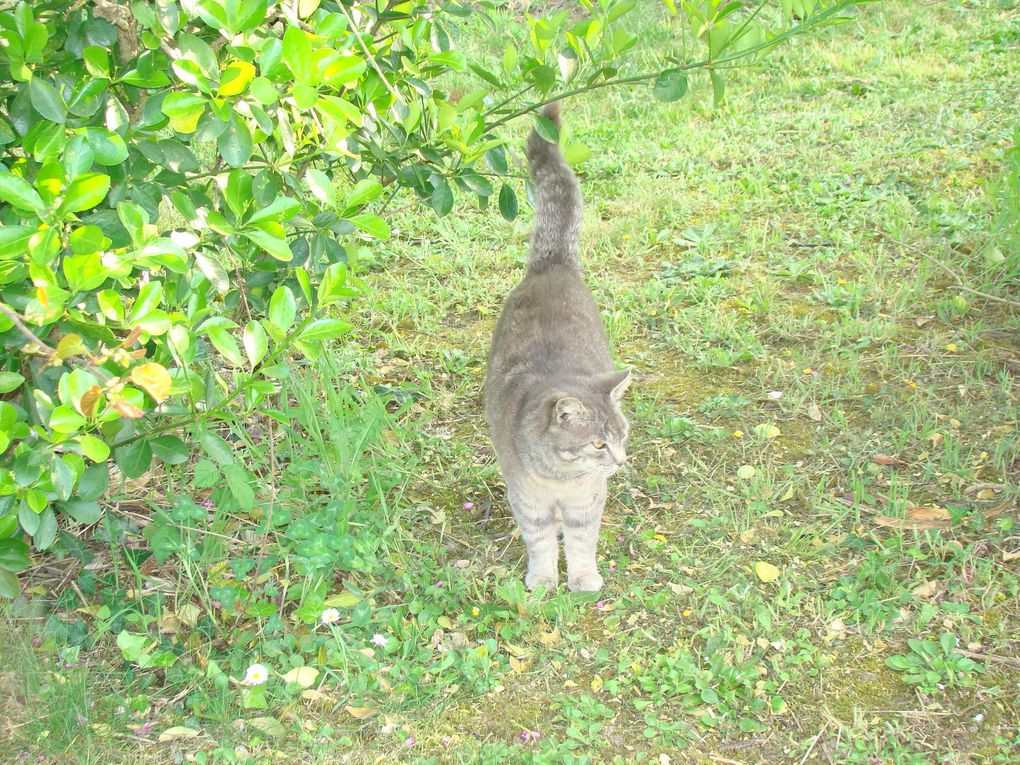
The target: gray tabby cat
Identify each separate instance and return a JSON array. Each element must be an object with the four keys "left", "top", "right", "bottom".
[{"left": 484, "top": 102, "right": 631, "bottom": 593}]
